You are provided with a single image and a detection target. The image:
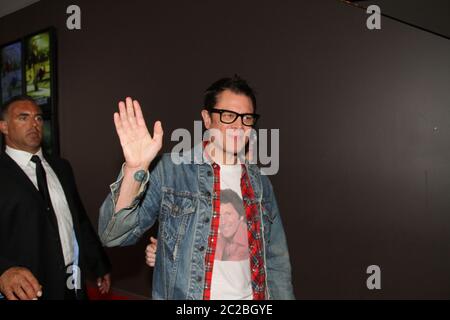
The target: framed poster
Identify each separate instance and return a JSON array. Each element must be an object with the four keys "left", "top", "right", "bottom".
[
  {"left": 24, "top": 28, "right": 59, "bottom": 155},
  {"left": 25, "top": 29, "right": 55, "bottom": 112},
  {"left": 0, "top": 40, "right": 23, "bottom": 105}
]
